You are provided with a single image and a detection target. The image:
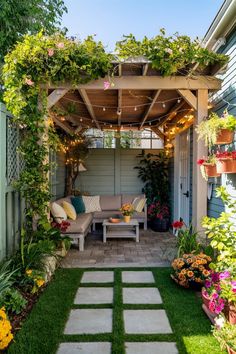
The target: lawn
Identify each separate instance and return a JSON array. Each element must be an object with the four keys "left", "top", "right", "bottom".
[{"left": 7, "top": 267, "right": 224, "bottom": 354}]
